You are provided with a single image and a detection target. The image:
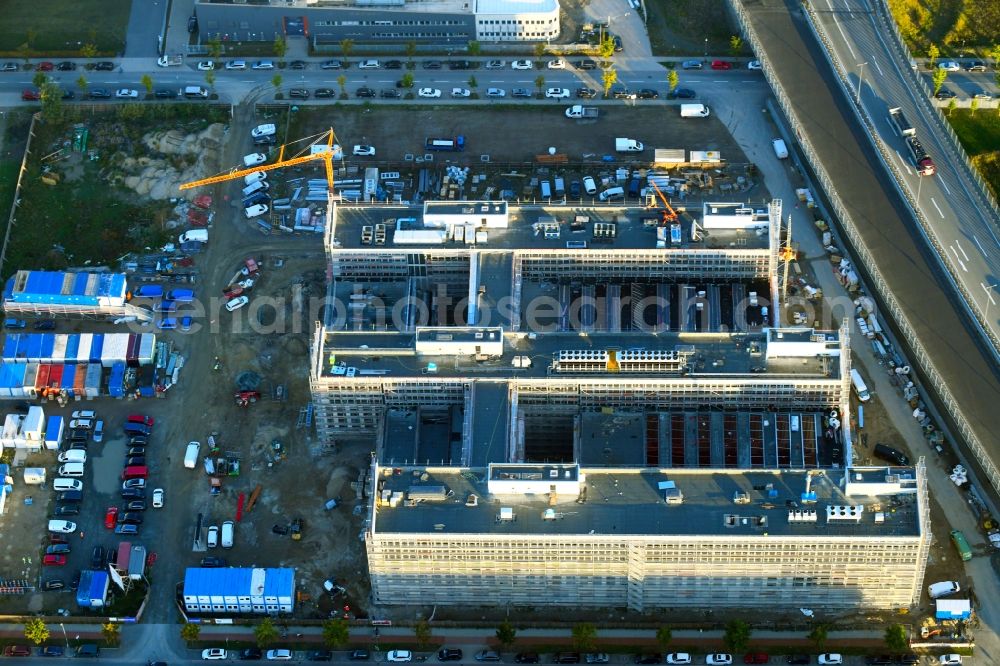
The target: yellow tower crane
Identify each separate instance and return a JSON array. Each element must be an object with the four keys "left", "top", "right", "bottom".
[
  {"left": 179, "top": 128, "right": 340, "bottom": 191},
  {"left": 646, "top": 181, "right": 679, "bottom": 225}
]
